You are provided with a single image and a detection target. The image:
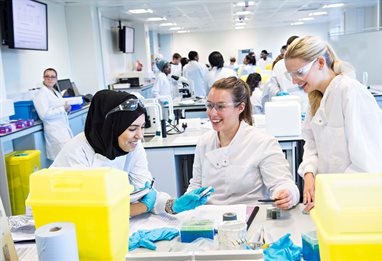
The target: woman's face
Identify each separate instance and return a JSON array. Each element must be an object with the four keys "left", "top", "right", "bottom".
[
  {"left": 207, "top": 88, "right": 244, "bottom": 134},
  {"left": 43, "top": 70, "right": 57, "bottom": 88},
  {"left": 118, "top": 114, "right": 145, "bottom": 152},
  {"left": 285, "top": 57, "right": 320, "bottom": 93}
]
